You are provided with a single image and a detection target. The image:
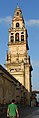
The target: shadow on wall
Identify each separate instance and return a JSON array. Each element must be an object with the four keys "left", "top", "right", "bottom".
[{"left": 0, "top": 65, "right": 31, "bottom": 107}]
